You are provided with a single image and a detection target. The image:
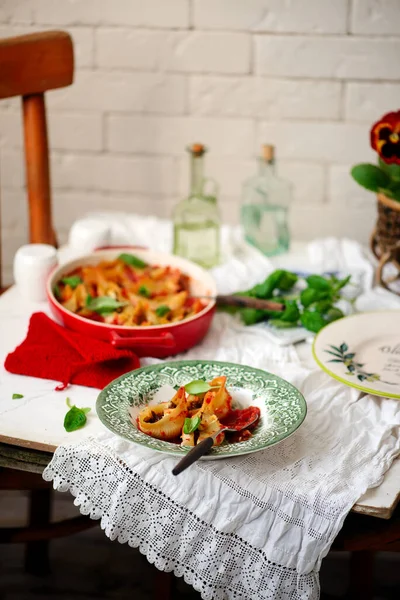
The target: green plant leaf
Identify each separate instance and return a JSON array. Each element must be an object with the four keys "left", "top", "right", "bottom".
[
  {"left": 333, "top": 275, "right": 351, "bottom": 292},
  {"left": 118, "top": 253, "right": 147, "bottom": 268},
  {"left": 240, "top": 308, "right": 279, "bottom": 325},
  {"left": 340, "top": 343, "right": 348, "bottom": 352},
  {"left": 184, "top": 380, "right": 211, "bottom": 395},
  {"left": 86, "top": 296, "right": 127, "bottom": 314},
  {"left": 279, "top": 300, "right": 300, "bottom": 323},
  {"left": 313, "top": 299, "right": 334, "bottom": 313},
  {"left": 300, "top": 288, "right": 319, "bottom": 307},
  {"left": 61, "top": 276, "right": 82, "bottom": 289},
  {"left": 300, "top": 310, "right": 326, "bottom": 333},
  {"left": 138, "top": 285, "right": 150, "bottom": 297},
  {"left": 324, "top": 307, "right": 344, "bottom": 324},
  {"left": 351, "top": 163, "right": 390, "bottom": 192},
  {"left": 247, "top": 269, "right": 293, "bottom": 299},
  {"left": 64, "top": 398, "right": 91, "bottom": 432},
  {"left": 379, "top": 157, "right": 400, "bottom": 182},
  {"left": 306, "top": 275, "right": 332, "bottom": 291},
  {"left": 183, "top": 415, "right": 201, "bottom": 435},
  {"left": 277, "top": 271, "right": 298, "bottom": 291},
  {"left": 12, "top": 393, "right": 23, "bottom": 399},
  {"left": 155, "top": 305, "right": 171, "bottom": 317},
  {"left": 269, "top": 319, "right": 295, "bottom": 329}
]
